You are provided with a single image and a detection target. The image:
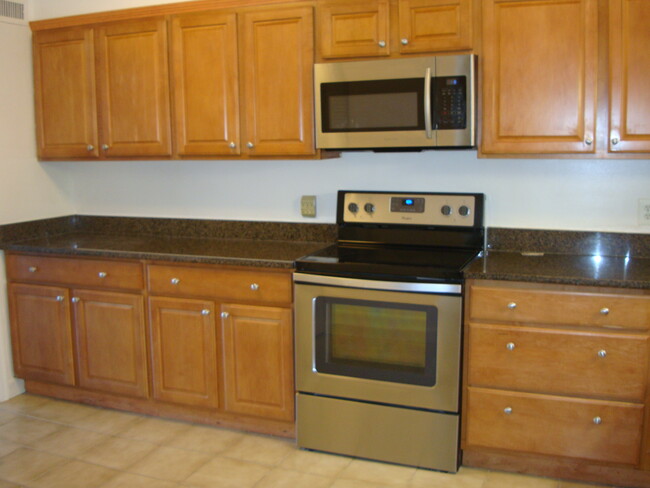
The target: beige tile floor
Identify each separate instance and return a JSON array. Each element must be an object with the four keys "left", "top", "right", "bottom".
[{"left": 0, "top": 394, "right": 612, "bottom": 488}]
